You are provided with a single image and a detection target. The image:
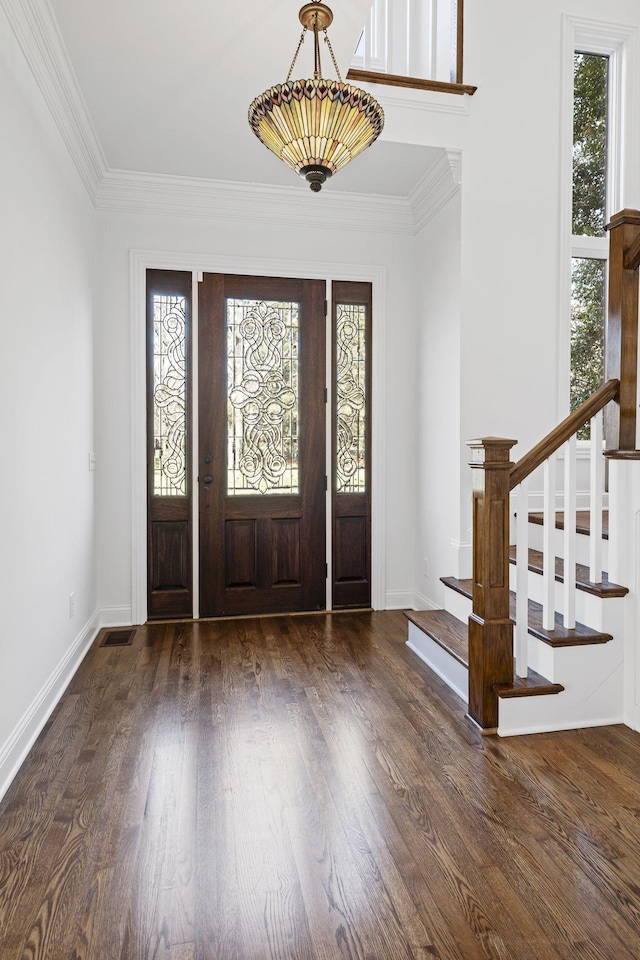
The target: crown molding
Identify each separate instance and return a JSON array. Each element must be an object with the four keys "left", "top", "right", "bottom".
[
  {"left": 1, "top": 0, "right": 107, "bottom": 198},
  {"left": 96, "top": 168, "right": 418, "bottom": 235},
  {"left": 409, "top": 148, "right": 461, "bottom": 231}
]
